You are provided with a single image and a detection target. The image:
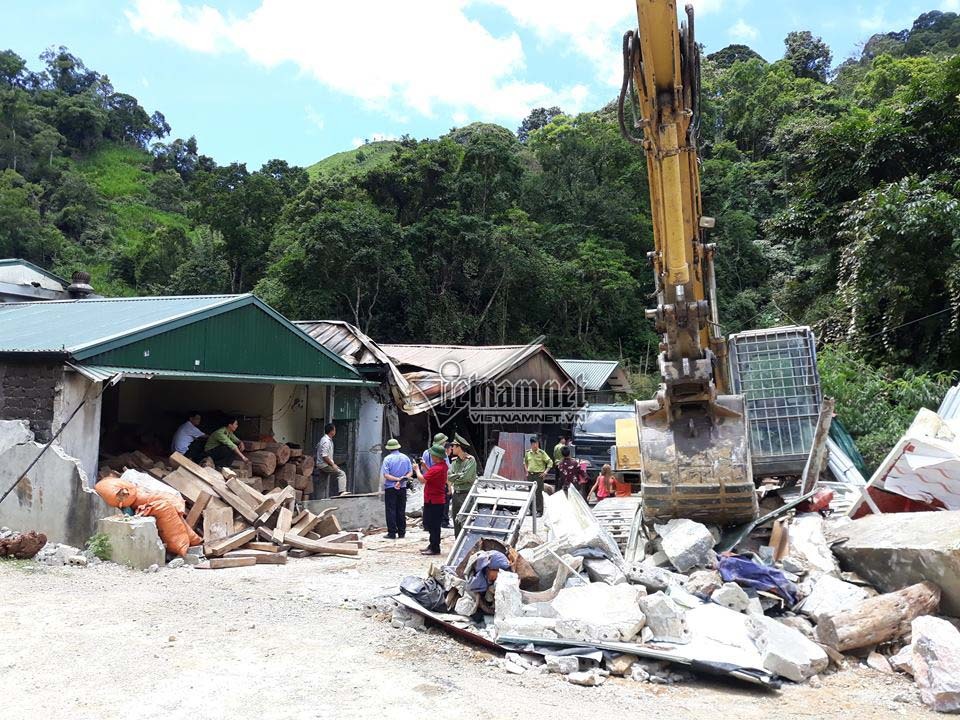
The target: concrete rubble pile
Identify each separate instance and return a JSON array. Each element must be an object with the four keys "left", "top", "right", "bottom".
[
  {"left": 384, "top": 478, "right": 960, "bottom": 708},
  {"left": 92, "top": 451, "right": 360, "bottom": 570}
]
